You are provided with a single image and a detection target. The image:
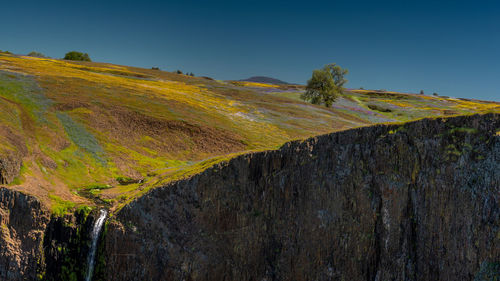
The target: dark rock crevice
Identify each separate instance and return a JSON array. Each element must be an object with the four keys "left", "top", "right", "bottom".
[{"left": 41, "top": 210, "right": 97, "bottom": 281}]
